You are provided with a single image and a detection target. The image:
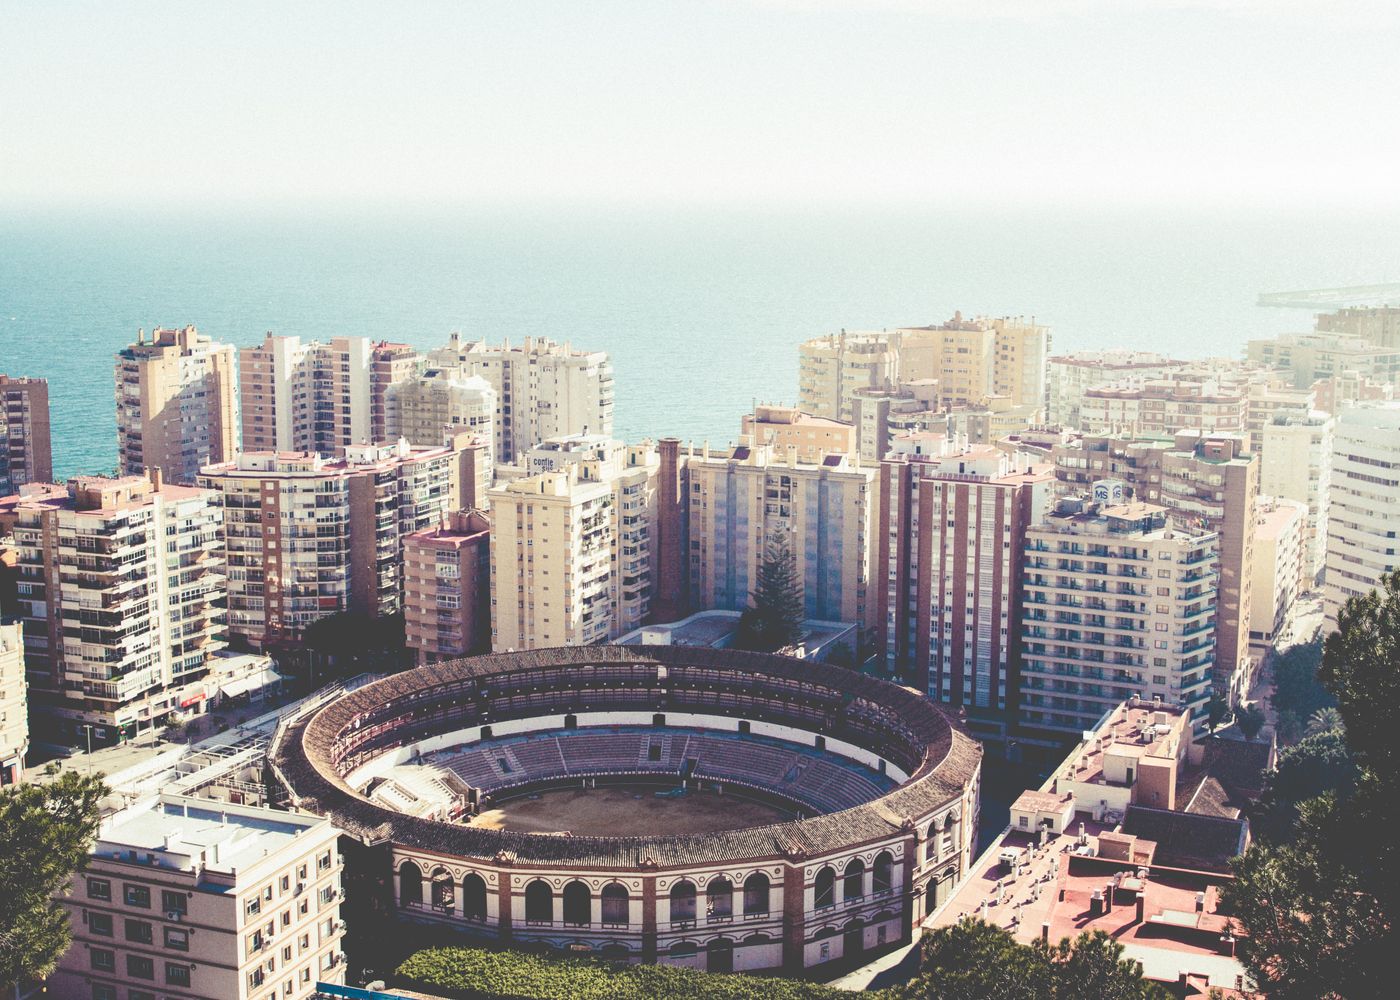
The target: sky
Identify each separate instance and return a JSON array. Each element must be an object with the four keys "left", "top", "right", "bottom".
[{"left": 2, "top": 0, "right": 1398, "bottom": 208}]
